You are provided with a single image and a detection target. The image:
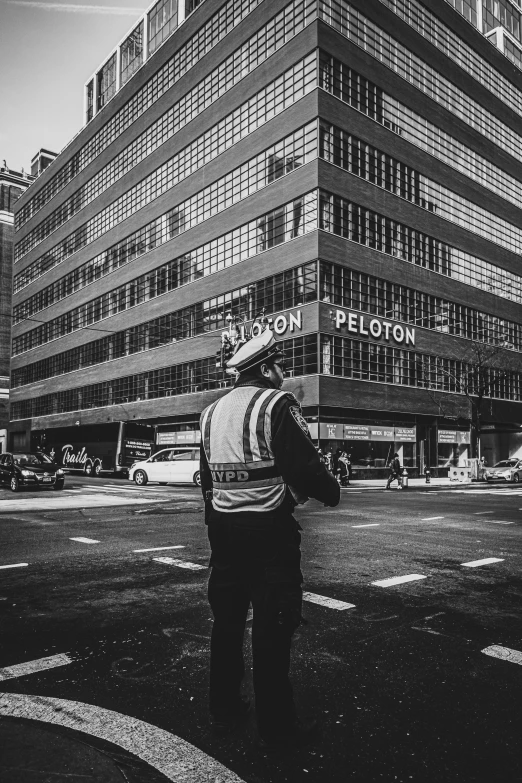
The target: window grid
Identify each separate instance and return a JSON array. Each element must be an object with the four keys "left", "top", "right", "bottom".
[
  {"left": 14, "top": 122, "right": 317, "bottom": 323},
  {"left": 97, "top": 54, "right": 117, "bottom": 112},
  {"left": 318, "top": 53, "right": 522, "bottom": 256},
  {"left": 17, "top": 0, "right": 318, "bottom": 264},
  {"left": 321, "top": 334, "right": 522, "bottom": 399},
  {"left": 12, "top": 263, "right": 318, "bottom": 387},
  {"left": 10, "top": 334, "right": 318, "bottom": 419},
  {"left": 483, "top": 0, "right": 521, "bottom": 41},
  {"left": 318, "top": 121, "right": 522, "bottom": 302},
  {"left": 15, "top": 0, "right": 264, "bottom": 230},
  {"left": 121, "top": 22, "right": 144, "bottom": 86},
  {"left": 14, "top": 53, "right": 317, "bottom": 291},
  {"left": 443, "top": 0, "right": 478, "bottom": 27},
  {"left": 12, "top": 192, "right": 318, "bottom": 355},
  {"left": 148, "top": 0, "right": 178, "bottom": 55},
  {"left": 318, "top": 0, "right": 522, "bottom": 164},
  {"left": 378, "top": 0, "right": 522, "bottom": 120},
  {"left": 319, "top": 262, "right": 522, "bottom": 349}
]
